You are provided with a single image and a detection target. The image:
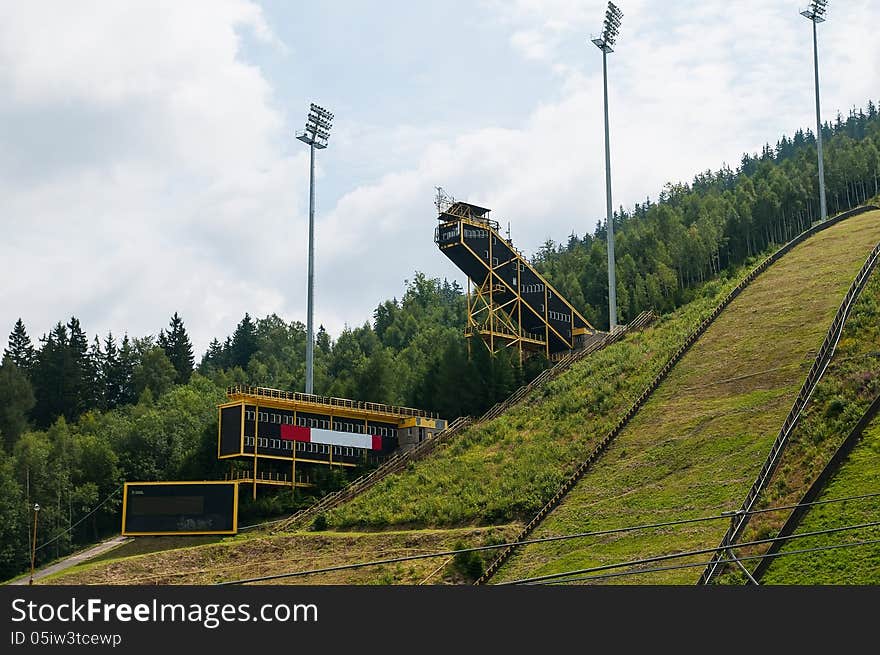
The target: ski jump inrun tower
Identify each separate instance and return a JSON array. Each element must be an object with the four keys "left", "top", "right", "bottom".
[{"left": 434, "top": 188, "right": 598, "bottom": 362}]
